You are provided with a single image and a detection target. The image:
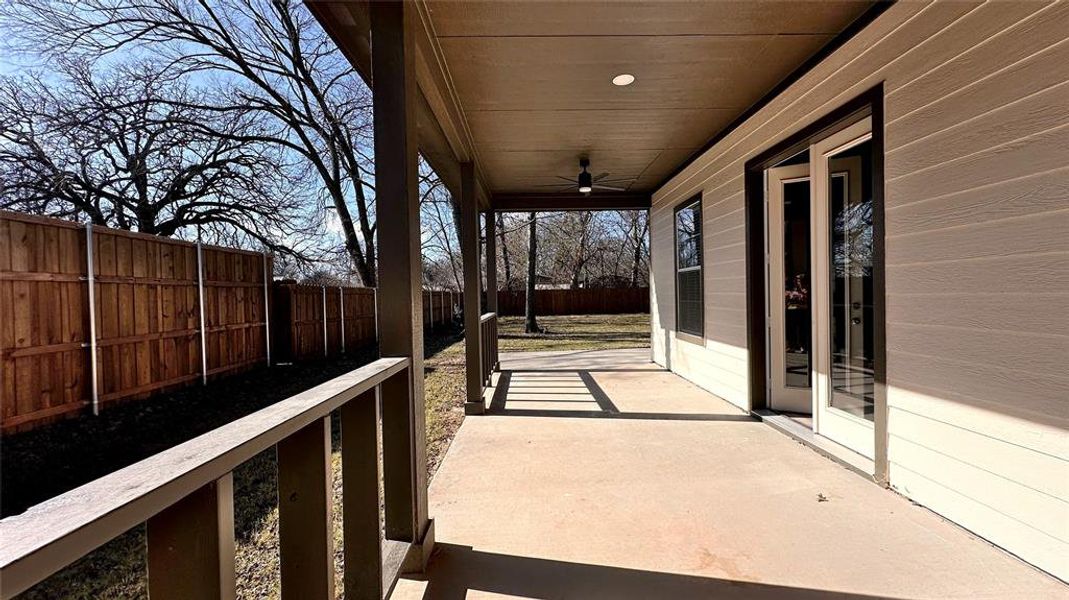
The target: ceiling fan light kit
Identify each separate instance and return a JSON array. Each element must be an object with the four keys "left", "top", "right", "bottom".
[
  {"left": 535, "top": 157, "right": 632, "bottom": 195},
  {"left": 578, "top": 159, "right": 593, "bottom": 194}
]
